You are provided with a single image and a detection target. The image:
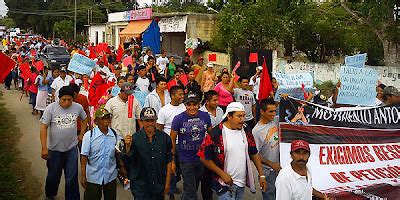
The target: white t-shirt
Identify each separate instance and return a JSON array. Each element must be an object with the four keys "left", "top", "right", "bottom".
[
  {"left": 224, "top": 125, "right": 247, "bottom": 187},
  {"left": 157, "top": 103, "right": 186, "bottom": 135},
  {"left": 135, "top": 76, "right": 150, "bottom": 93},
  {"left": 249, "top": 76, "right": 260, "bottom": 100},
  {"left": 199, "top": 105, "right": 224, "bottom": 128},
  {"left": 50, "top": 75, "right": 73, "bottom": 102},
  {"left": 275, "top": 164, "right": 313, "bottom": 200},
  {"left": 233, "top": 88, "right": 256, "bottom": 121},
  {"left": 156, "top": 56, "right": 169, "bottom": 74}
]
